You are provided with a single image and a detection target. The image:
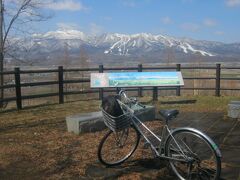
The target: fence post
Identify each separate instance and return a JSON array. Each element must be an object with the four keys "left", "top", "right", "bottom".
[
  {"left": 153, "top": 87, "right": 158, "bottom": 101},
  {"left": 58, "top": 66, "right": 64, "bottom": 104},
  {"left": 215, "top": 64, "right": 221, "bottom": 97},
  {"left": 138, "top": 64, "right": 143, "bottom": 97},
  {"left": 176, "top": 64, "right": 181, "bottom": 96},
  {"left": 99, "top": 65, "right": 104, "bottom": 100},
  {"left": 14, "top": 67, "right": 22, "bottom": 110}
]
